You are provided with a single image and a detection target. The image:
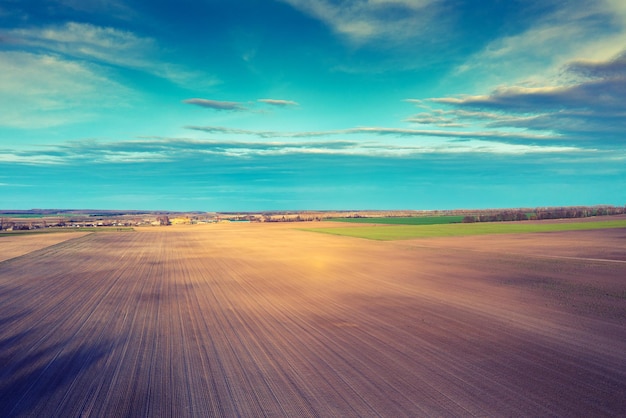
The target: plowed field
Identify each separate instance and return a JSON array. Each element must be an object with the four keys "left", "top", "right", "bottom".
[
  {"left": 1, "top": 223, "right": 625, "bottom": 416},
  {"left": 0, "top": 232, "right": 89, "bottom": 263}
]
